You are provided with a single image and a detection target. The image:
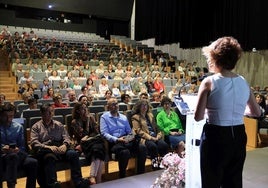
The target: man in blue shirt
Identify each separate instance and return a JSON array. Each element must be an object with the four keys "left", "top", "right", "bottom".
[
  {"left": 100, "top": 97, "right": 147, "bottom": 178},
  {"left": 0, "top": 103, "right": 37, "bottom": 188}
]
